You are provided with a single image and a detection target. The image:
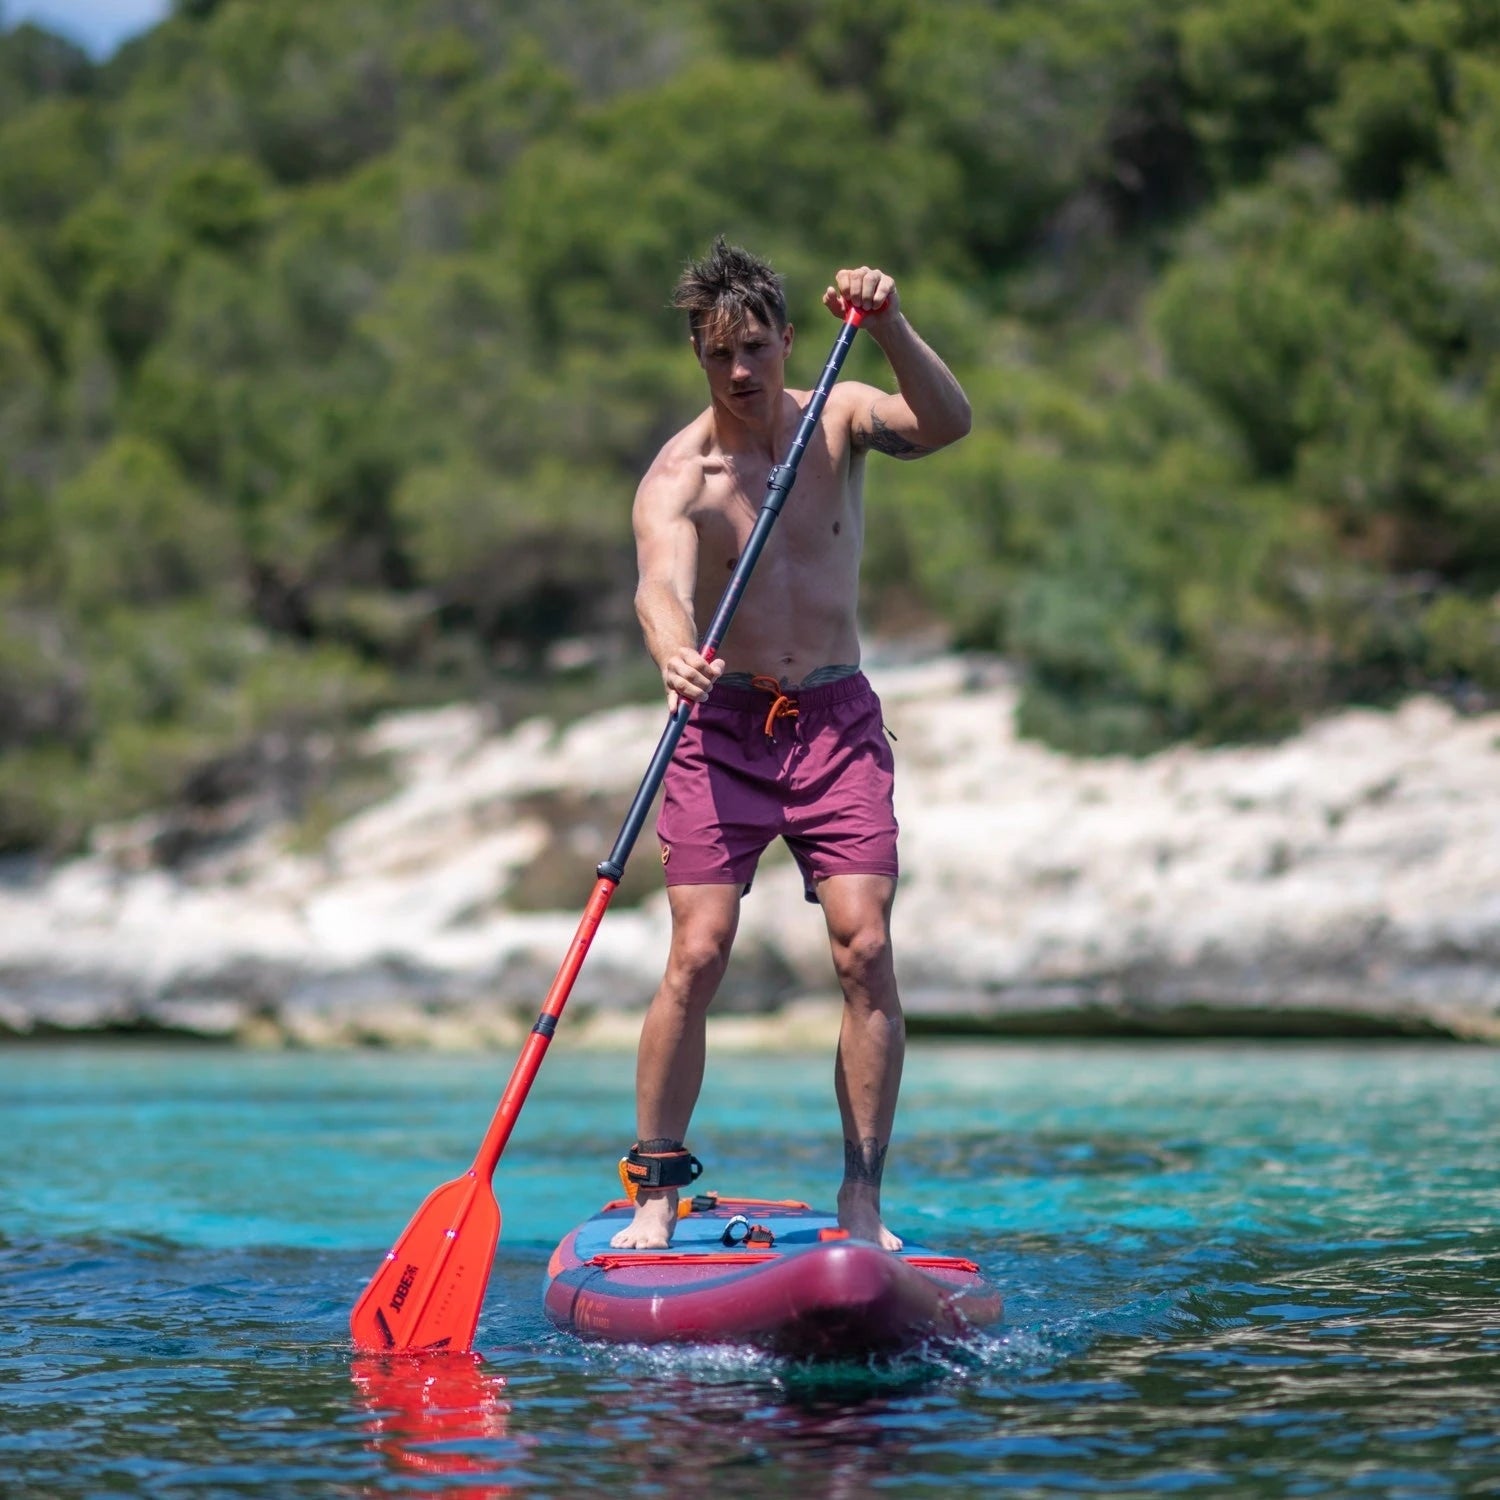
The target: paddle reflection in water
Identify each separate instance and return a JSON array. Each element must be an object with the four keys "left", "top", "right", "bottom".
[{"left": 350, "top": 1351, "right": 519, "bottom": 1497}]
